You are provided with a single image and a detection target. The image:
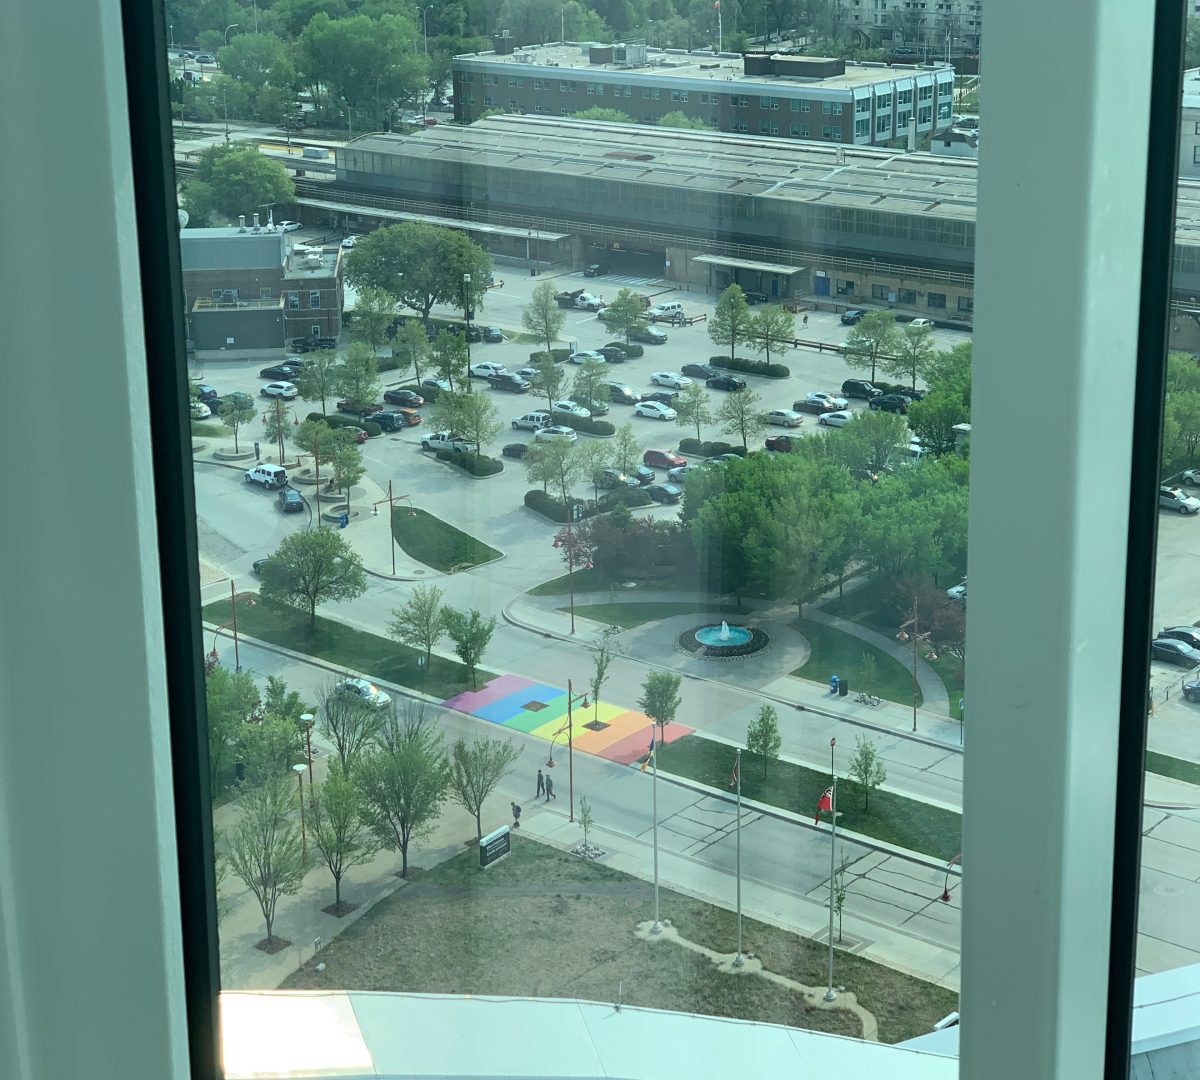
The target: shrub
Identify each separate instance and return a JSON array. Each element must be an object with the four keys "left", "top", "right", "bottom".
[
  {"left": 377, "top": 357, "right": 398, "bottom": 373},
  {"left": 872, "top": 380, "right": 909, "bottom": 395},
  {"left": 324, "top": 415, "right": 356, "bottom": 429},
  {"left": 678, "top": 438, "right": 745, "bottom": 458},
  {"left": 529, "top": 349, "right": 572, "bottom": 364},
  {"left": 550, "top": 412, "right": 615, "bottom": 436},
  {"left": 435, "top": 449, "right": 503, "bottom": 476},
  {"left": 709, "top": 355, "right": 791, "bottom": 379},
  {"left": 395, "top": 380, "right": 440, "bottom": 402},
  {"left": 306, "top": 411, "right": 325, "bottom": 423},
  {"left": 362, "top": 420, "right": 382, "bottom": 438},
  {"left": 606, "top": 341, "right": 644, "bottom": 358},
  {"left": 524, "top": 490, "right": 601, "bottom": 522}
]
